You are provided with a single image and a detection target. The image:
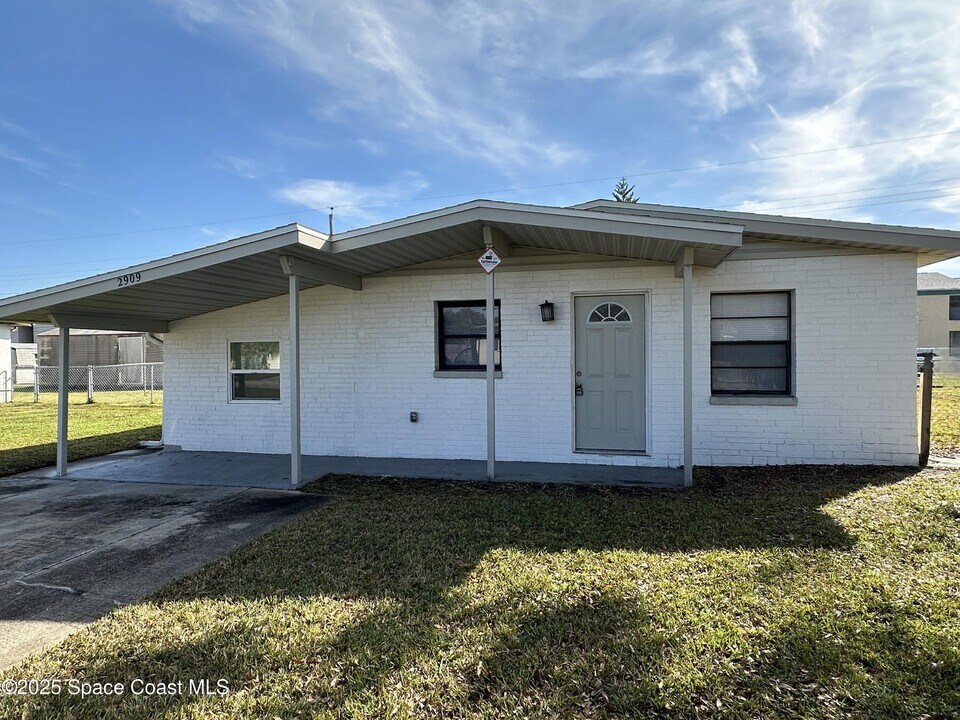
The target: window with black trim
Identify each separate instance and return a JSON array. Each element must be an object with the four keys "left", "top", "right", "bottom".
[
  {"left": 950, "top": 295, "right": 960, "bottom": 320},
  {"left": 437, "top": 300, "right": 501, "bottom": 371},
  {"left": 229, "top": 341, "right": 281, "bottom": 400},
  {"left": 711, "top": 292, "right": 791, "bottom": 395}
]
